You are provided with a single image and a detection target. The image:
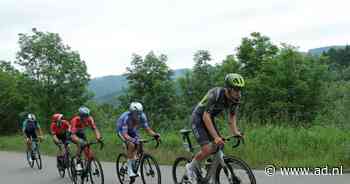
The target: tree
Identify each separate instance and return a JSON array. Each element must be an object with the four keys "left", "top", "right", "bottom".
[
  {"left": 177, "top": 50, "right": 216, "bottom": 114},
  {"left": 243, "top": 45, "right": 328, "bottom": 123},
  {"left": 15, "top": 28, "right": 90, "bottom": 122},
  {"left": 237, "top": 32, "right": 279, "bottom": 78},
  {"left": 121, "top": 51, "right": 176, "bottom": 127}
]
